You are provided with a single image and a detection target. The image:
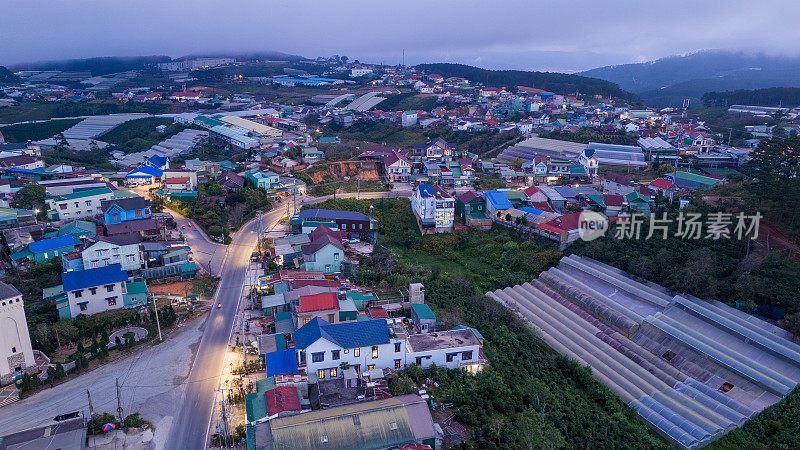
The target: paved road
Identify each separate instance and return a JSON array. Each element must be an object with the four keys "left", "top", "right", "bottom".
[
  {"left": 168, "top": 191, "right": 408, "bottom": 450},
  {"left": 0, "top": 191, "right": 408, "bottom": 447}
]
